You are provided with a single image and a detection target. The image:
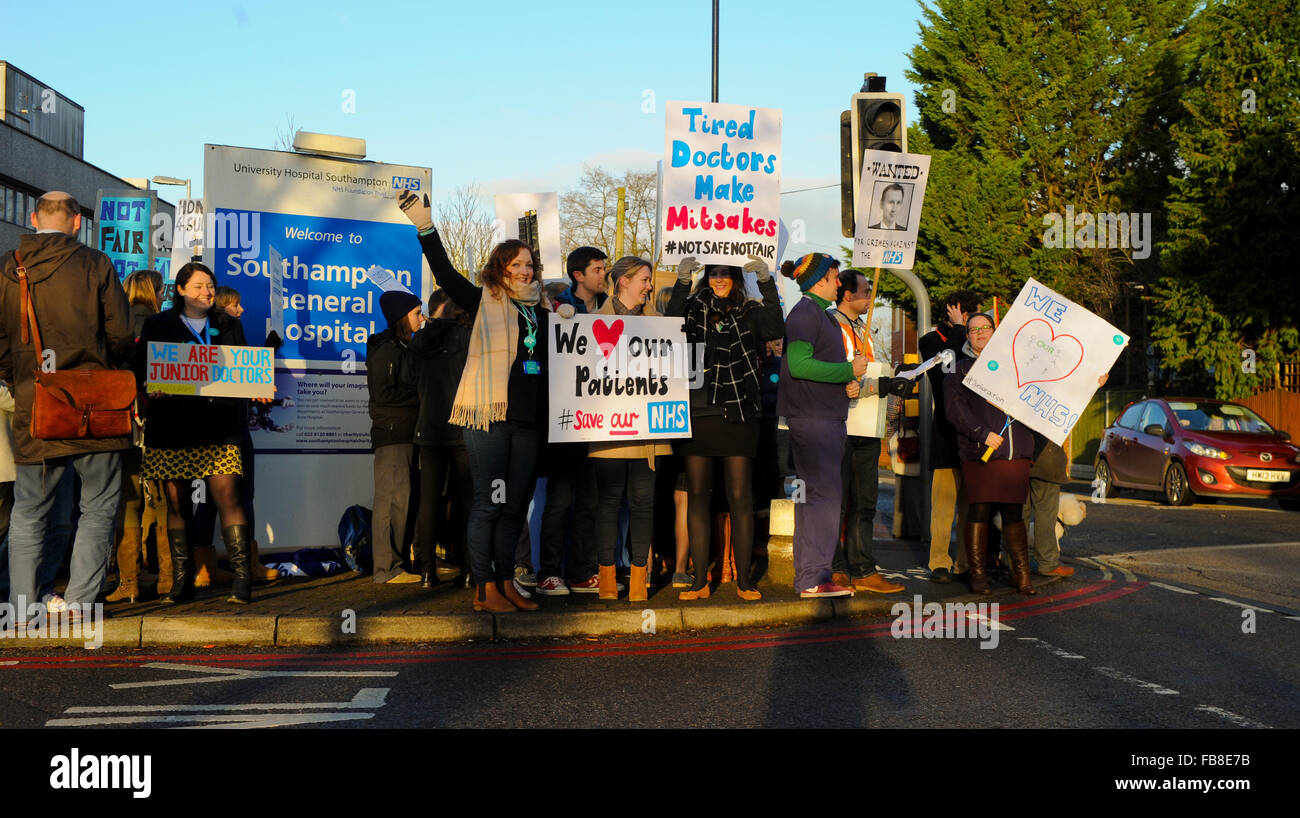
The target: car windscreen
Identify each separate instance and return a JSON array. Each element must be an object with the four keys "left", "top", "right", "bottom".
[{"left": 1167, "top": 401, "right": 1274, "bottom": 434}]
